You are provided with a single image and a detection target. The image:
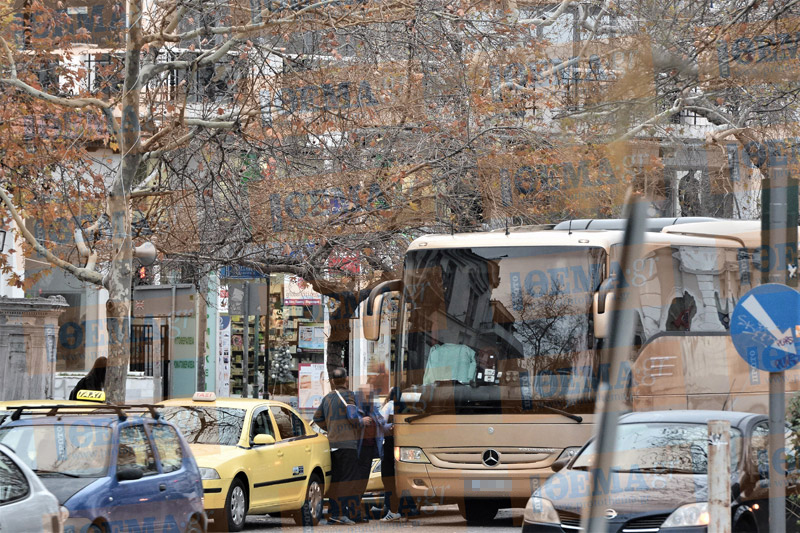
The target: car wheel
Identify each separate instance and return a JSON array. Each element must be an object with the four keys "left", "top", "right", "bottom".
[
  {"left": 458, "top": 499, "right": 500, "bottom": 524},
  {"left": 294, "top": 473, "right": 324, "bottom": 526},
  {"left": 213, "top": 479, "right": 247, "bottom": 532},
  {"left": 185, "top": 514, "right": 205, "bottom": 533},
  {"left": 86, "top": 524, "right": 107, "bottom": 533},
  {"left": 733, "top": 516, "right": 757, "bottom": 533}
]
